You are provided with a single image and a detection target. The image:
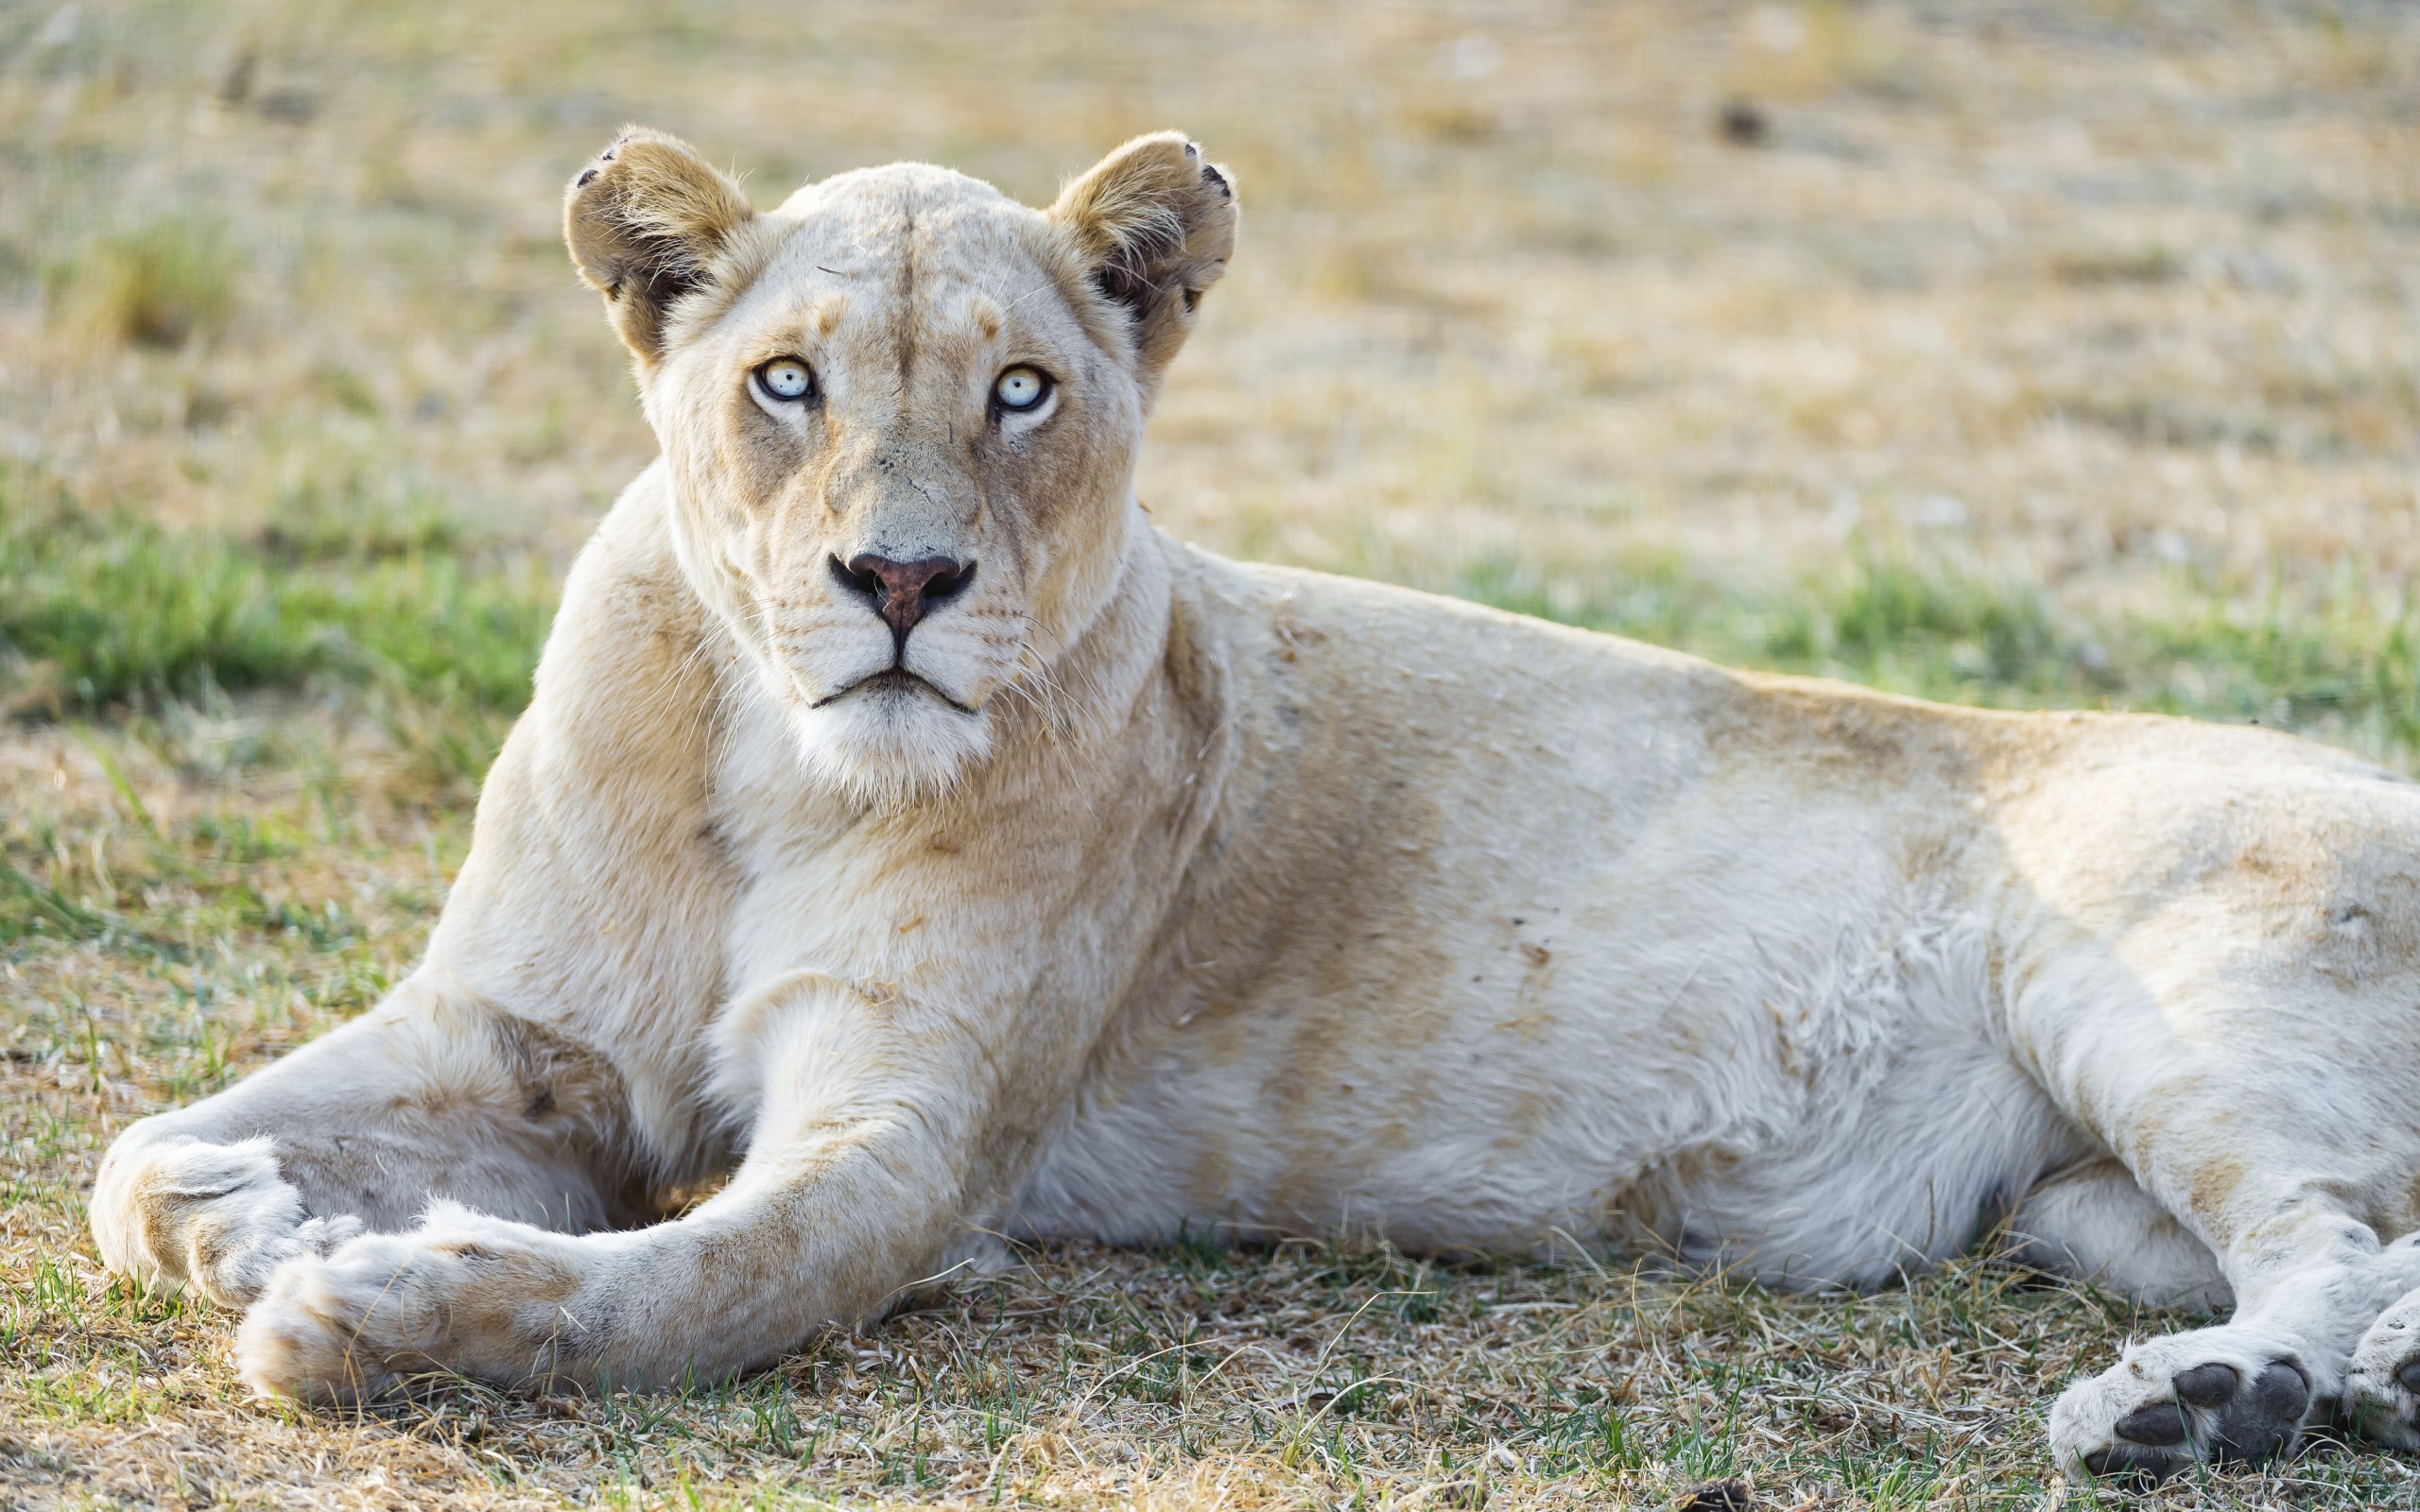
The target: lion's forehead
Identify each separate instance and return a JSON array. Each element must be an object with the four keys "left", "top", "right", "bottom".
[
  {"left": 766, "top": 166, "right": 1051, "bottom": 287},
  {"left": 735, "top": 189, "right": 1070, "bottom": 364}
]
